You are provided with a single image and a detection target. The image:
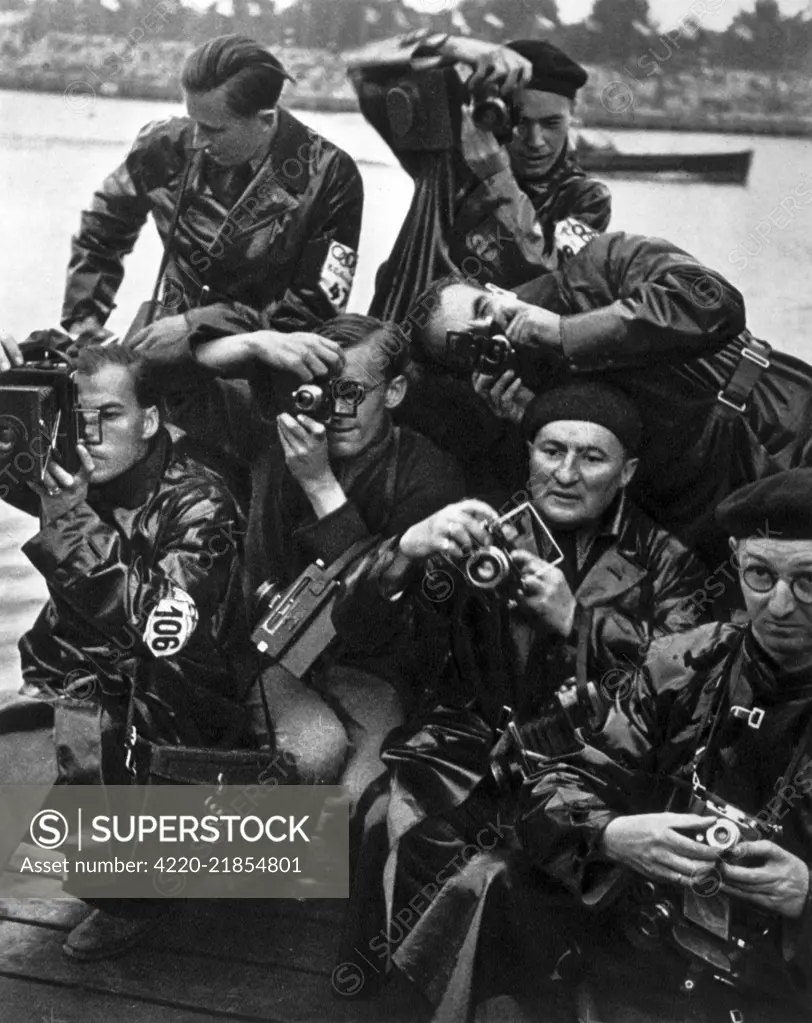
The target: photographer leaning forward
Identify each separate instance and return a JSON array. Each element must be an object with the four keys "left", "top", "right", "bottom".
[
  {"left": 403, "top": 230, "right": 812, "bottom": 578},
  {"left": 350, "top": 33, "right": 610, "bottom": 296},
  {"left": 130, "top": 316, "right": 465, "bottom": 808},
  {"left": 512, "top": 468, "right": 812, "bottom": 1023},
  {"left": 62, "top": 34, "right": 363, "bottom": 349},
  {"left": 0, "top": 335, "right": 255, "bottom": 961},
  {"left": 335, "top": 382, "right": 708, "bottom": 1011}
]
